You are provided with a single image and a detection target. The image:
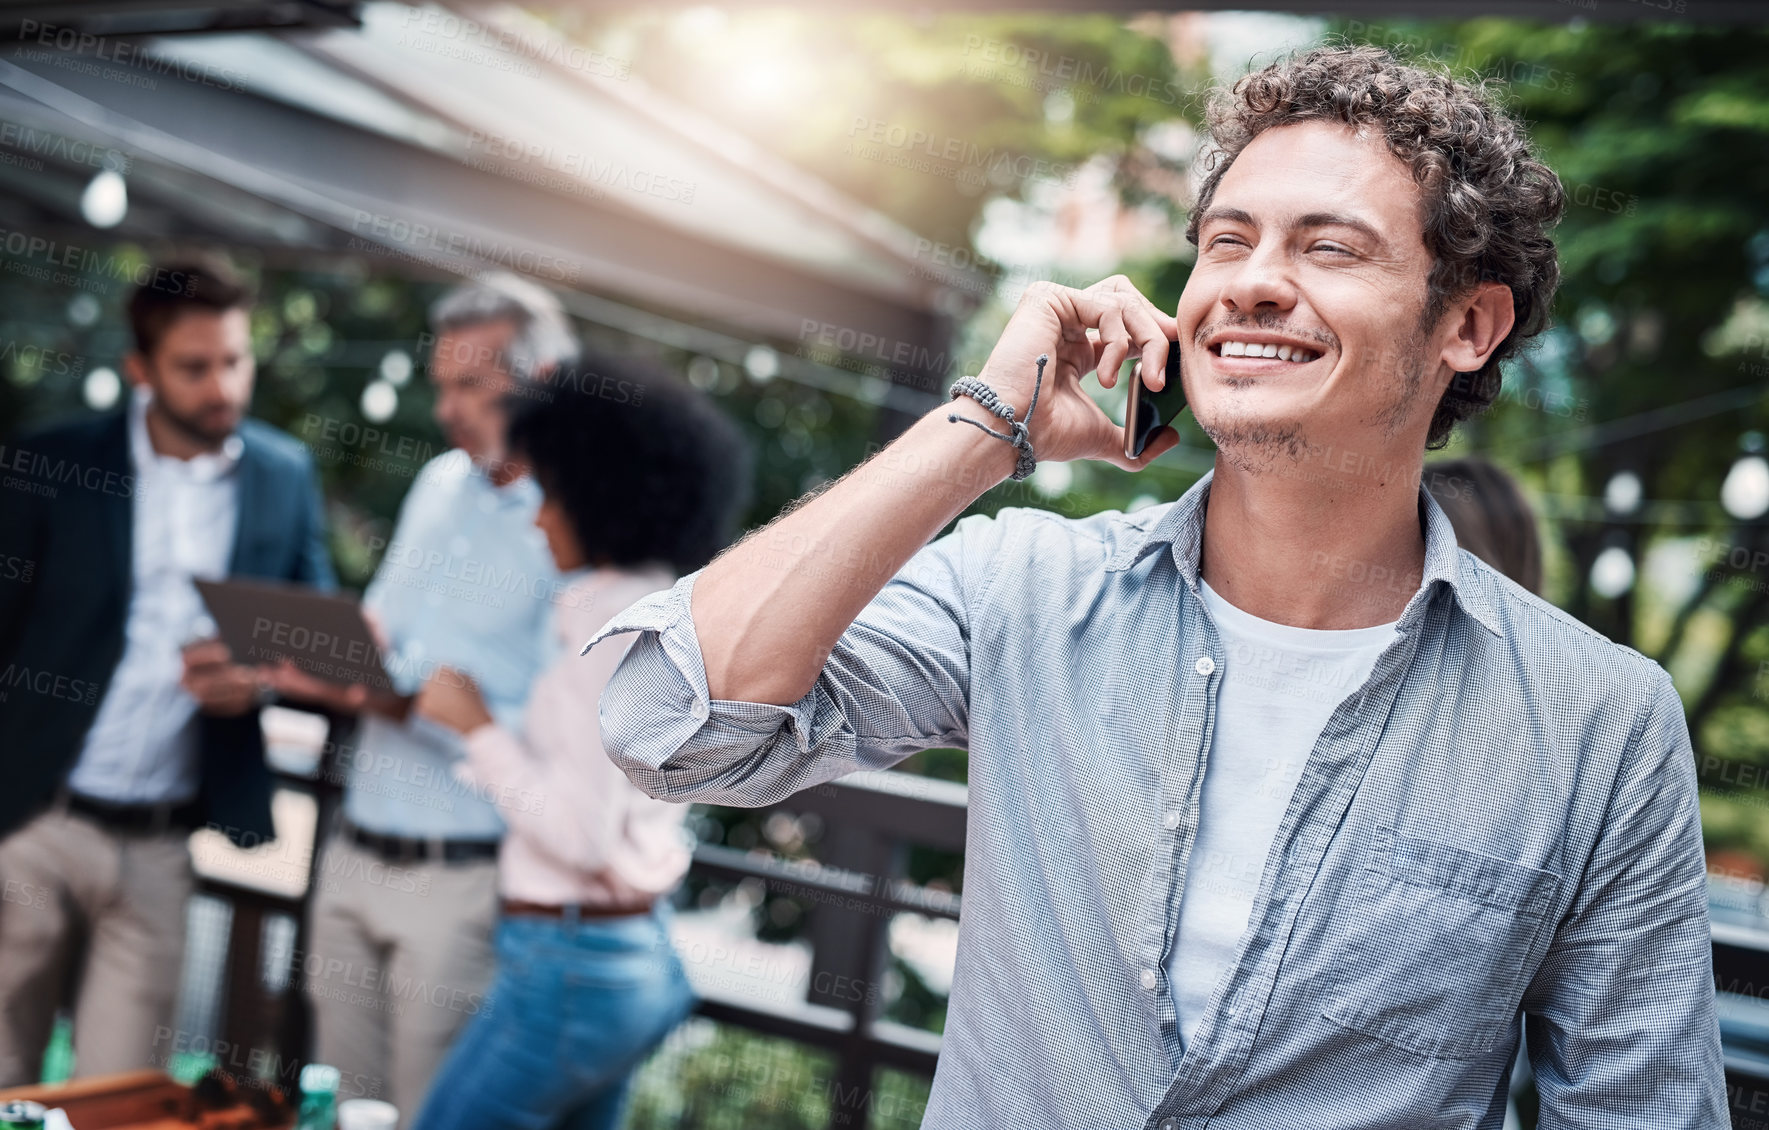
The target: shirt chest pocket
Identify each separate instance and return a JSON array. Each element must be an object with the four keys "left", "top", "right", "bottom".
[{"left": 1321, "top": 825, "right": 1561, "bottom": 1060}]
